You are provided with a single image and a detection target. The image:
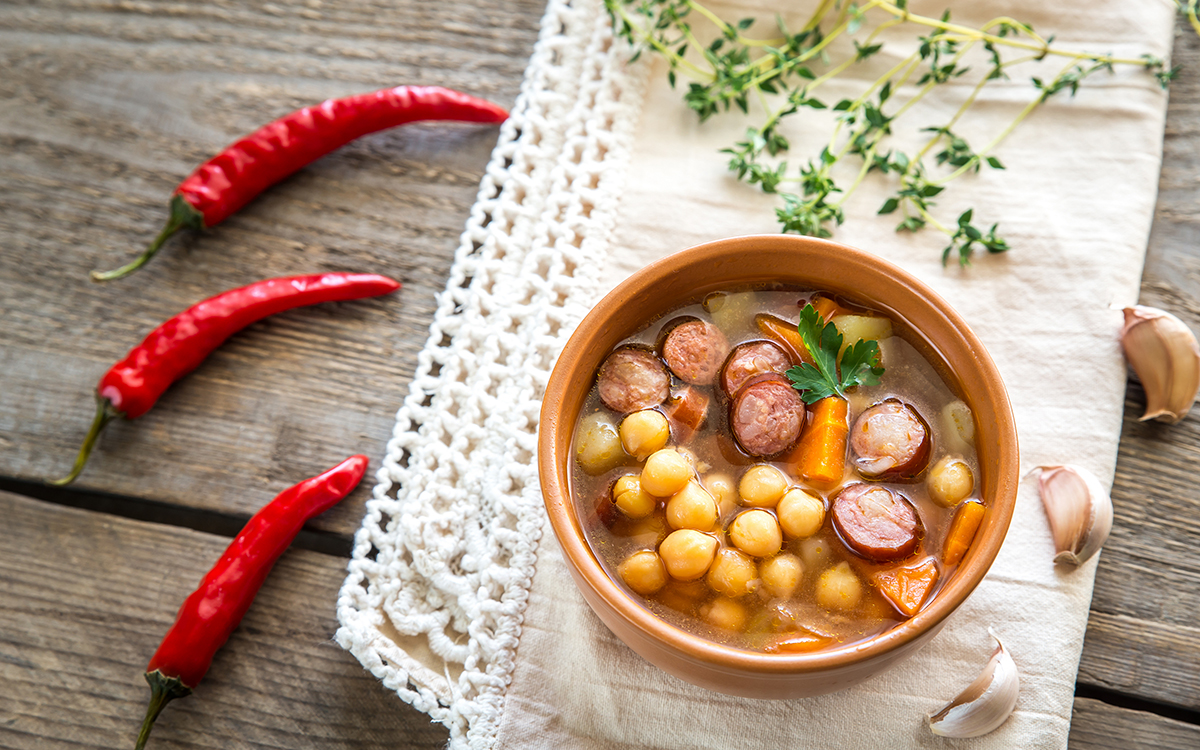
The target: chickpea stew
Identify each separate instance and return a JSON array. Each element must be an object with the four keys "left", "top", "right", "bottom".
[{"left": 571, "top": 287, "right": 985, "bottom": 654}]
